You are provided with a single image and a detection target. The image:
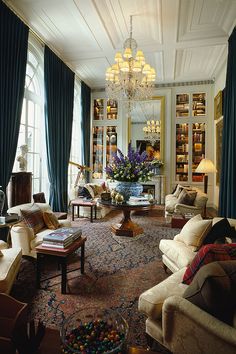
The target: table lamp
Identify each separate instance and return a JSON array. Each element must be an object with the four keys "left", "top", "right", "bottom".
[{"left": 195, "top": 158, "right": 217, "bottom": 194}]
